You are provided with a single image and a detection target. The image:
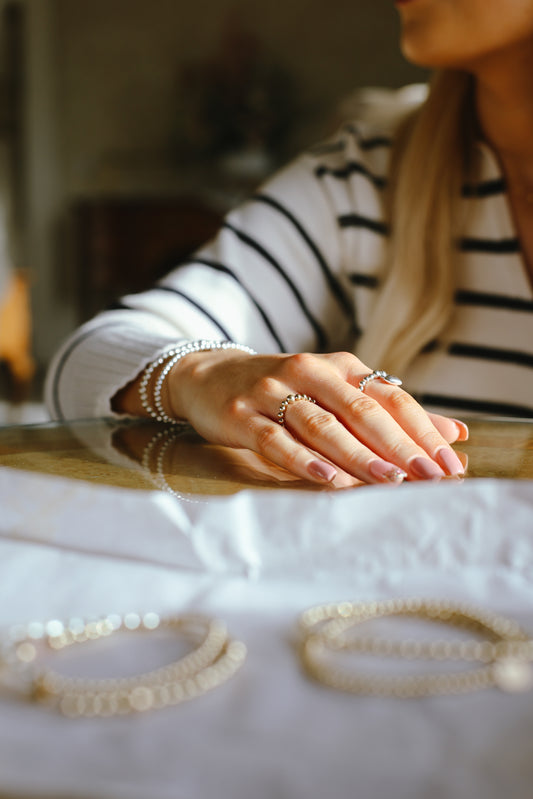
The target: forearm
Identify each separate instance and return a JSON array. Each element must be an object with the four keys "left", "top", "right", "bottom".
[{"left": 44, "top": 311, "right": 190, "bottom": 421}]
